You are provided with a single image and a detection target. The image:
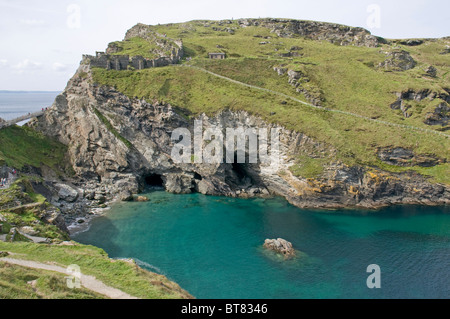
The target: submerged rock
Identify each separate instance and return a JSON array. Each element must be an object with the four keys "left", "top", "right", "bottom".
[
  {"left": 135, "top": 196, "right": 149, "bottom": 202},
  {"left": 263, "top": 238, "right": 296, "bottom": 259}
]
